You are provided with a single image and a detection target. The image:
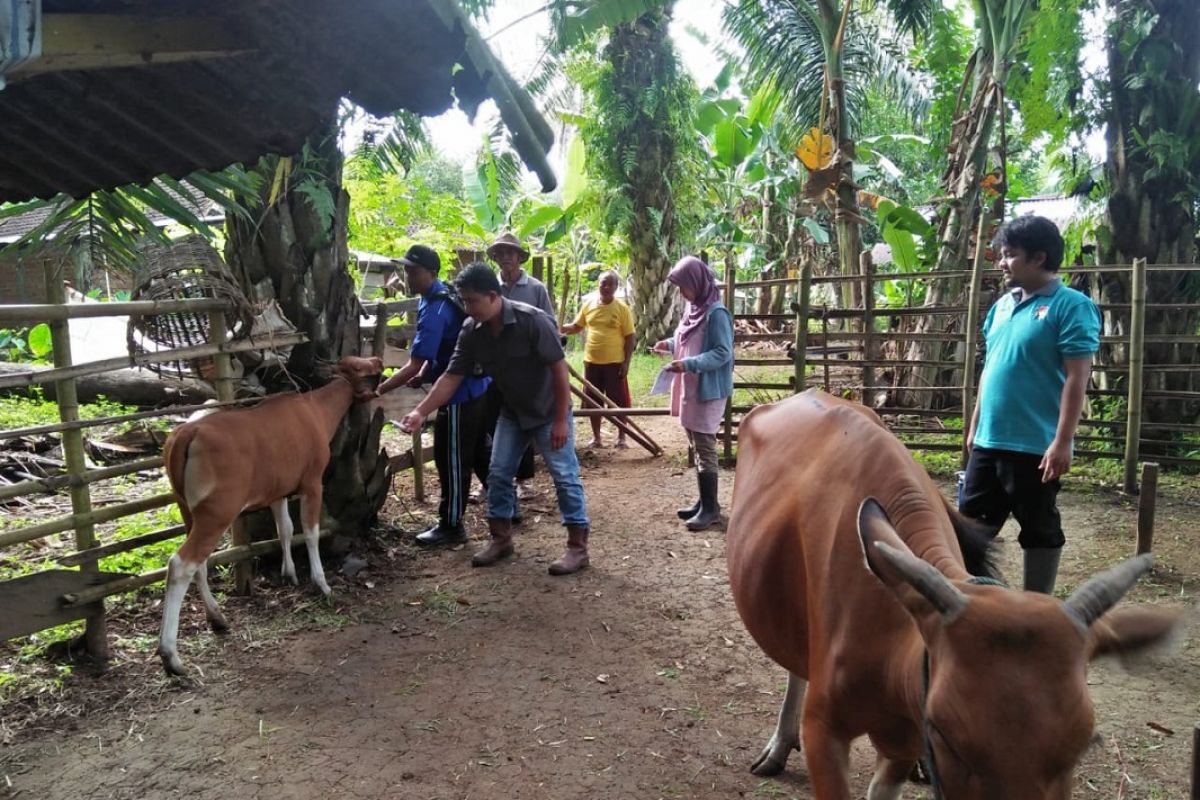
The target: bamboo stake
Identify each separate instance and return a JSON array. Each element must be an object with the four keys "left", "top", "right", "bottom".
[
  {"left": 861, "top": 251, "right": 875, "bottom": 404},
  {"left": 1123, "top": 257, "right": 1148, "bottom": 494},
  {"left": 373, "top": 301, "right": 389, "bottom": 358},
  {"left": 794, "top": 260, "right": 812, "bottom": 392},
  {"left": 207, "top": 310, "right": 252, "bottom": 595},
  {"left": 961, "top": 208, "right": 991, "bottom": 468},
  {"left": 1136, "top": 462, "right": 1159, "bottom": 555},
  {"left": 43, "top": 263, "right": 108, "bottom": 660}
]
